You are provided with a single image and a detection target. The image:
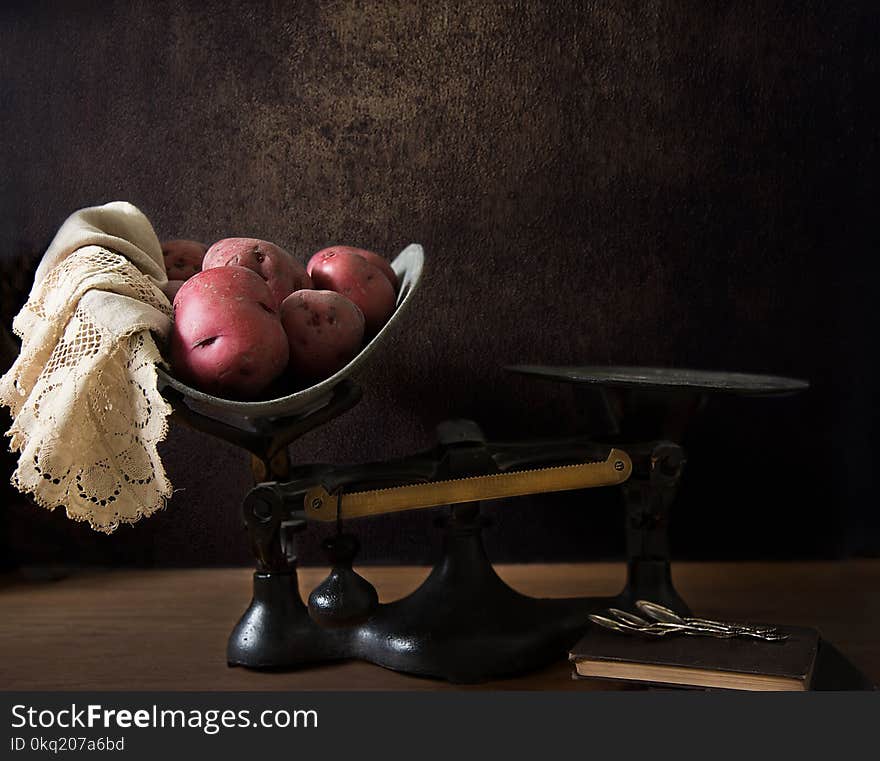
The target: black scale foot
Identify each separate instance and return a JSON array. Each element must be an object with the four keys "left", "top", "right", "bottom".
[{"left": 229, "top": 504, "right": 612, "bottom": 682}]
